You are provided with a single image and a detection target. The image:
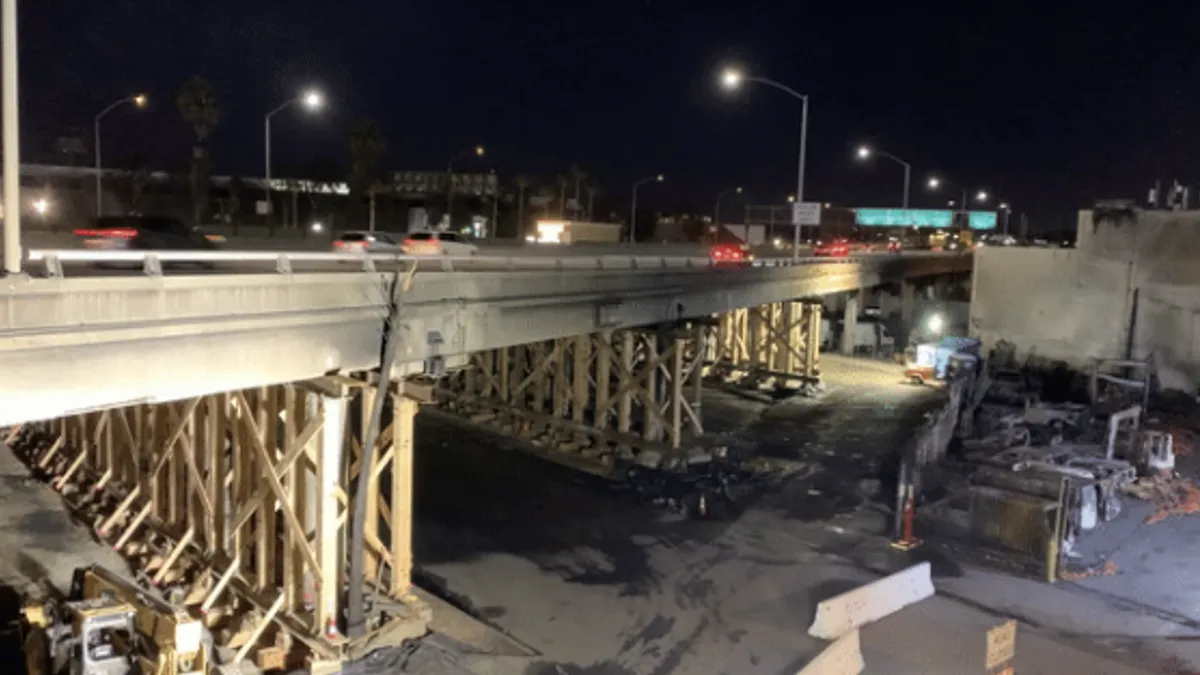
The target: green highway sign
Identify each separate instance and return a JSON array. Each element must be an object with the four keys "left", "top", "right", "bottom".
[
  {"left": 854, "top": 208, "right": 999, "bottom": 230},
  {"left": 969, "top": 211, "right": 998, "bottom": 230},
  {"left": 855, "top": 208, "right": 954, "bottom": 228}
]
